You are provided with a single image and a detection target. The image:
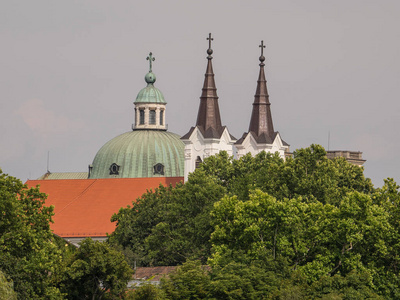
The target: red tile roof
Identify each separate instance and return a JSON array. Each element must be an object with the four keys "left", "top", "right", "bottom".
[{"left": 25, "top": 177, "right": 183, "bottom": 238}]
